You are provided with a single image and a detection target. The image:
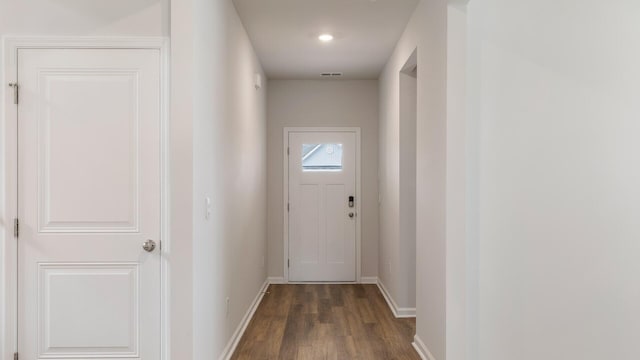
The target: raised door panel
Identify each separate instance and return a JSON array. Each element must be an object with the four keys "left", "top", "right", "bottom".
[
  {"left": 39, "top": 71, "right": 140, "bottom": 233},
  {"left": 39, "top": 264, "right": 139, "bottom": 357},
  {"left": 297, "top": 184, "right": 320, "bottom": 264},
  {"left": 325, "top": 184, "right": 346, "bottom": 264}
]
